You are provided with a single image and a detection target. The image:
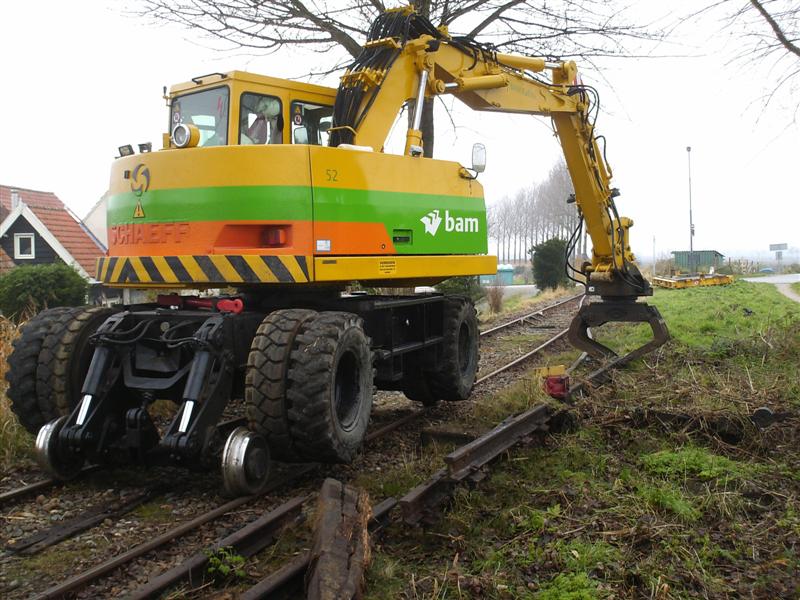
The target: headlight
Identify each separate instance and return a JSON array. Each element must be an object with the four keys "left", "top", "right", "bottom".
[{"left": 171, "top": 123, "right": 200, "bottom": 148}]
